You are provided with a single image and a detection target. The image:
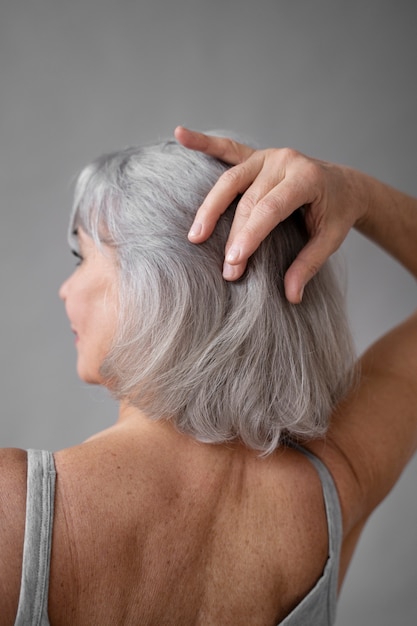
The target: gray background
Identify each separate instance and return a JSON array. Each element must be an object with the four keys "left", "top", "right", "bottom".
[{"left": 1, "top": 0, "right": 416, "bottom": 623}]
